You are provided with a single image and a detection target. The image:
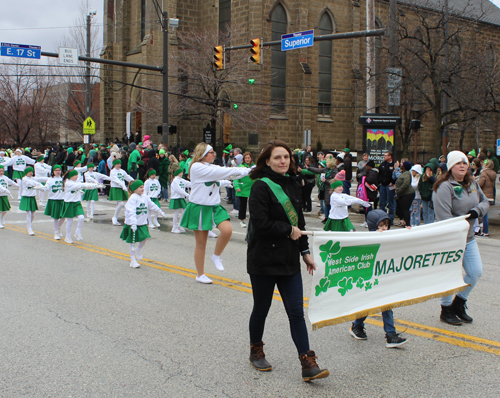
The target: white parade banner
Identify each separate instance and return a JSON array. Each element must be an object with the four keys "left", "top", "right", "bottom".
[{"left": 308, "top": 216, "right": 470, "bottom": 330}]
